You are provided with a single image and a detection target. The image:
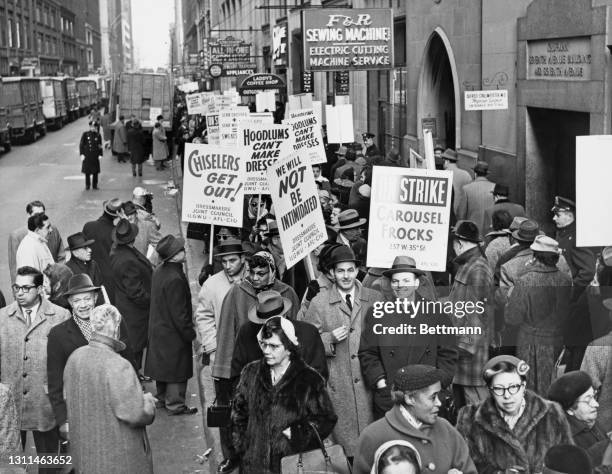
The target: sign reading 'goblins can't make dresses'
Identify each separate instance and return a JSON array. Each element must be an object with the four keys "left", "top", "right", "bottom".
[{"left": 302, "top": 9, "right": 394, "bottom": 71}]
